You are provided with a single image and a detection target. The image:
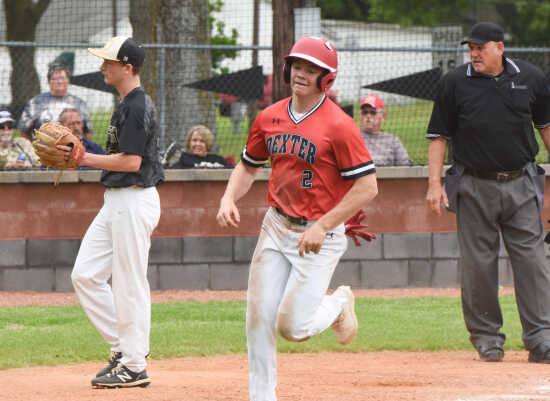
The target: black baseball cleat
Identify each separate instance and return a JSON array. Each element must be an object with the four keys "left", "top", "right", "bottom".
[
  {"left": 528, "top": 341, "right": 550, "bottom": 364},
  {"left": 96, "top": 351, "right": 122, "bottom": 377},
  {"left": 476, "top": 342, "right": 504, "bottom": 362},
  {"left": 92, "top": 364, "right": 151, "bottom": 388}
]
